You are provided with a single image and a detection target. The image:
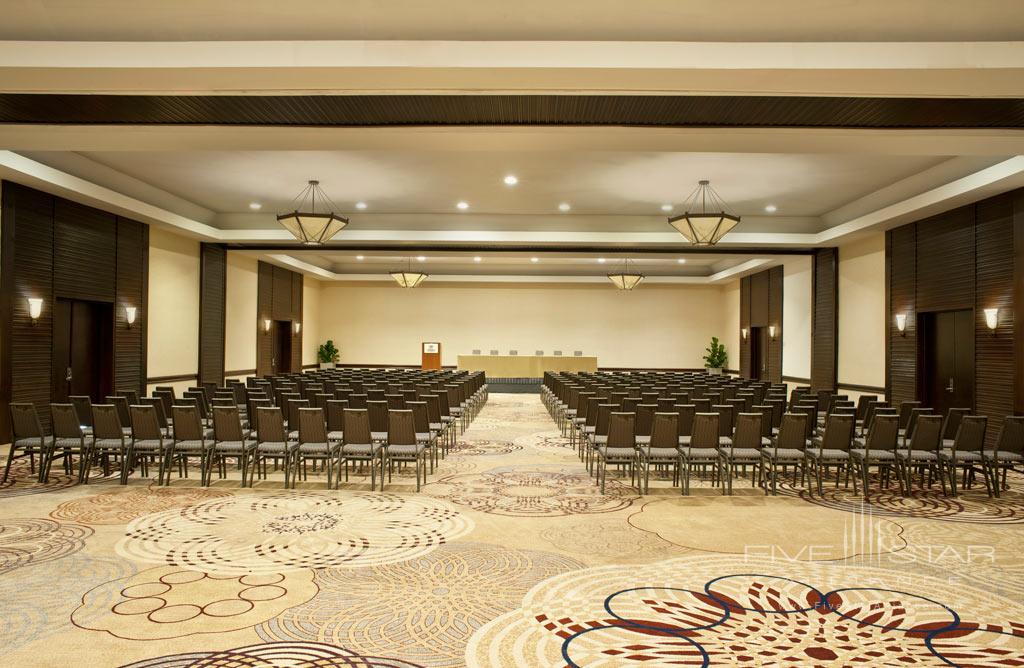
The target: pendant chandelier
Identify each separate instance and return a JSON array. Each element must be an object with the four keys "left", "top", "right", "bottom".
[
  {"left": 277, "top": 180, "right": 349, "bottom": 245},
  {"left": 667, "top": 179, "right": 740, "bottom": 246},
  {"left": 390, "top": 257, "right": 429, "bottom": 288},
  {"left": 607, "top": 257, "right": 644, "bottom": 290}
]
